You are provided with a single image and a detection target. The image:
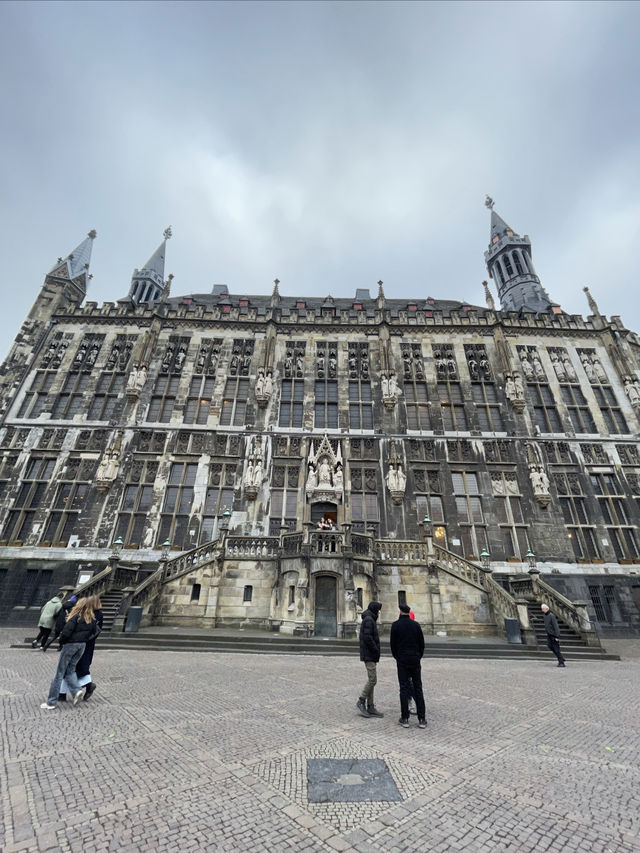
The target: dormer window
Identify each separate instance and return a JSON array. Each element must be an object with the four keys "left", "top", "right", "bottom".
[
  {"left": 239, "top": 299, "right": 249, "bottom": 308},
  {"left": 408, "top": 303, "right": 417, "bottom": 312},
  {"left": 462, "top": 305, "right": 471, "bottom": 312},
  {"left": 427, "top": 298, "right": 435, "bottom": 306},
  {"left": 222, "top": 304, "right": 231, "bottom": 314},
  {"left": 182, "top": 298, "right": 193, "bottom": 305},
  {"left": 296, "top": 301, "right": 306, "bottom": 309},
  {"left": 353, "top": 303, "right": 362, "bottom": 311}
]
